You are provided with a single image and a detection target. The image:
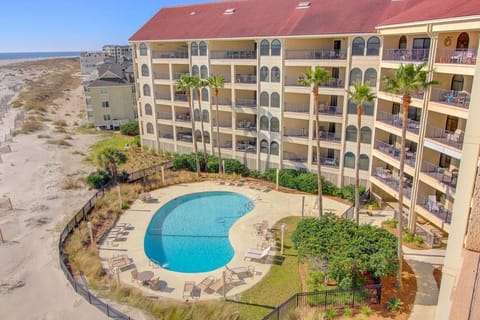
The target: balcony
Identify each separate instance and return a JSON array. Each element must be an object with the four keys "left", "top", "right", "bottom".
[
  {"left": 154, "top": 72, "right": 170, "bottom": 80},
  {"left": 155, "top": 93, "right": 171, "bottom": 101},
  {"left": 378, "top": 84, "right": 425, "bottom": 100},
  {"left": 210, "top": 50, "right": 256, "bottom": 59},
  {"left": 374, "top": 140, "right": 416, "bottom": 168},
  {"left": 285, "top": 49, "right": 347, "bottom": 60},
  {"left": 382, "top": 49, "right": 429, "bottom": 62},
  {"left": 284, "top": 128, "right": 308, "bottom": 138},
  {"left": 236, "top": 99, "right": 257, "bottom": 108},
  {"left": 421, "top": 161, "right": 458, "bottom": 189},
  {"left": 174, "top": 93, "right": 188, "bottom": 102},
  {"left": 372, "top": 167, "right": 412, "bottom": 199},
  {"left": 312, "top": 156, "right": 340, "bottom": 168},
  {"left": 217, "top": 97, "right": 232, "bottom": 106},
  {"left": 213, "top": 141, "right": 233, "bottom": 150},
  {"left": 156, "top": 112, "right": 172, "bottom": 120},
  {"left": 159, "top": 133, "right": 174, "bottom": 140},
  {"left": 175, "top": 113, "right": 191, "bottom": 122},
  {"left": 213, "top": 120, "right": 232, "bottom": 128},
  {"left": 436, "top": 48, "right": 477, "bottom": 65},
  {"left": 236, "top": 120, "right": 256, "bottom": 132},
  {"left": 318, "top": 104, "right": 342, "bottom": 117},
  {"left": 283, "top": 151, "right": 307, "bottom": 163},
  {"left": 177, "top": 133, "right": 193, "bottom": 142},
  {"left": 418, "top": 196, "right": 452, "bottom": 225},
  {"left": 313, "top": 131, "right": 341, "bottom": 143},
  {"left": 172, "top": 72, "right": 189, "bottom": 80},
  {"left": 235, "top": 74, "right": 256, "bottom": 84},
  {"left": 152, "top": 51, "right": 188, "bottom": 59},
  {"left": 425, "top": 126, "right": 464, "bottom": 150},
  {"left": 430, "top": 88, "right": 470, "bottom": 109},
  {"left": 376, "top": 111, "right": 420, "bottom": 134},
  {"left": 285, "top": 76, "right": 308, "bottom": 87},
  {"left": 284, "top": 103, "right": 310, "bottom": 113},
  {"left": 236, "top": 142, "right": 256, "bottom": 153}
]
